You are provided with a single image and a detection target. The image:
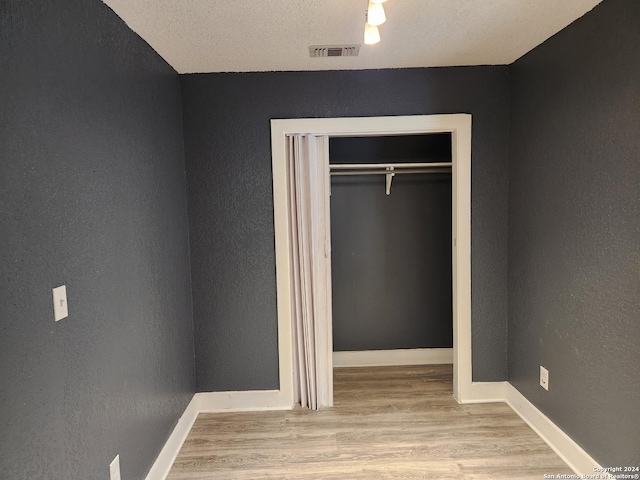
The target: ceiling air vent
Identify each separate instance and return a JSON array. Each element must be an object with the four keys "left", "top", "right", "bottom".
[{"left": 309, "top": 44, "right": 361, "bottom": 58}]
